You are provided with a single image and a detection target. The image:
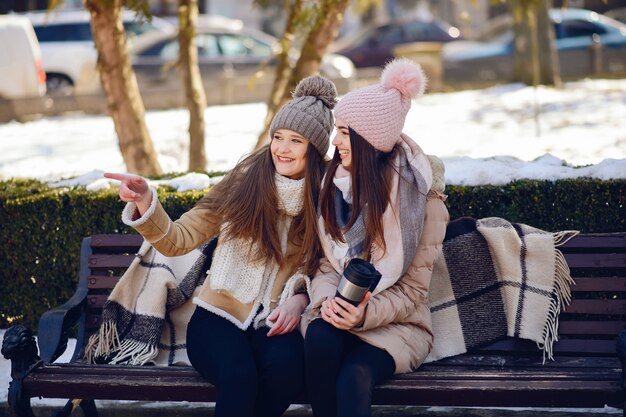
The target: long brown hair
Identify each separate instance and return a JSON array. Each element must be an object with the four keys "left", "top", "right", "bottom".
[
  {"left": 196, "top": 143, "right": 325, "bottom": 276},
  {"left": 319, "top": 128, "right": 394, "bottom": 256}
]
